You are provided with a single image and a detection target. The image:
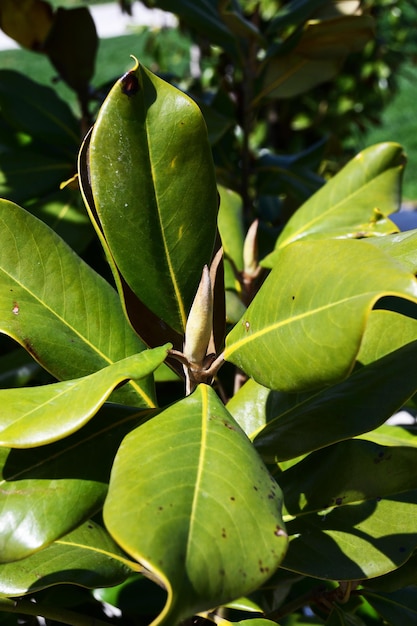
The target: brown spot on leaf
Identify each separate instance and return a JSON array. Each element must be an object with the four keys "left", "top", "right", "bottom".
[
  {"left": 12, "top": 302, "right": 19, "bottom": 315},
  {"left": 121, "top": 71, "right": 139, "bottom": 96}
]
